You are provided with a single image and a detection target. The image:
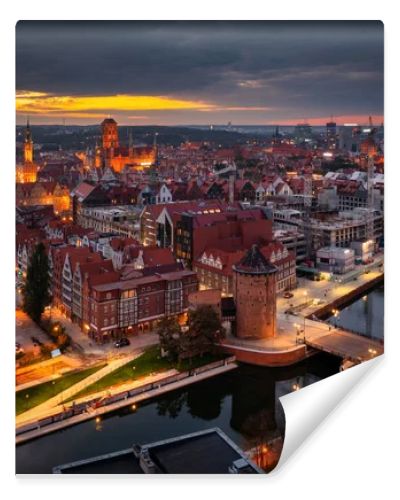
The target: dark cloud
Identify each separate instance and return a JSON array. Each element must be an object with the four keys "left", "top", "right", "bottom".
[{"left": 16, "top": 21, "right": 383, "bottom": 123}]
